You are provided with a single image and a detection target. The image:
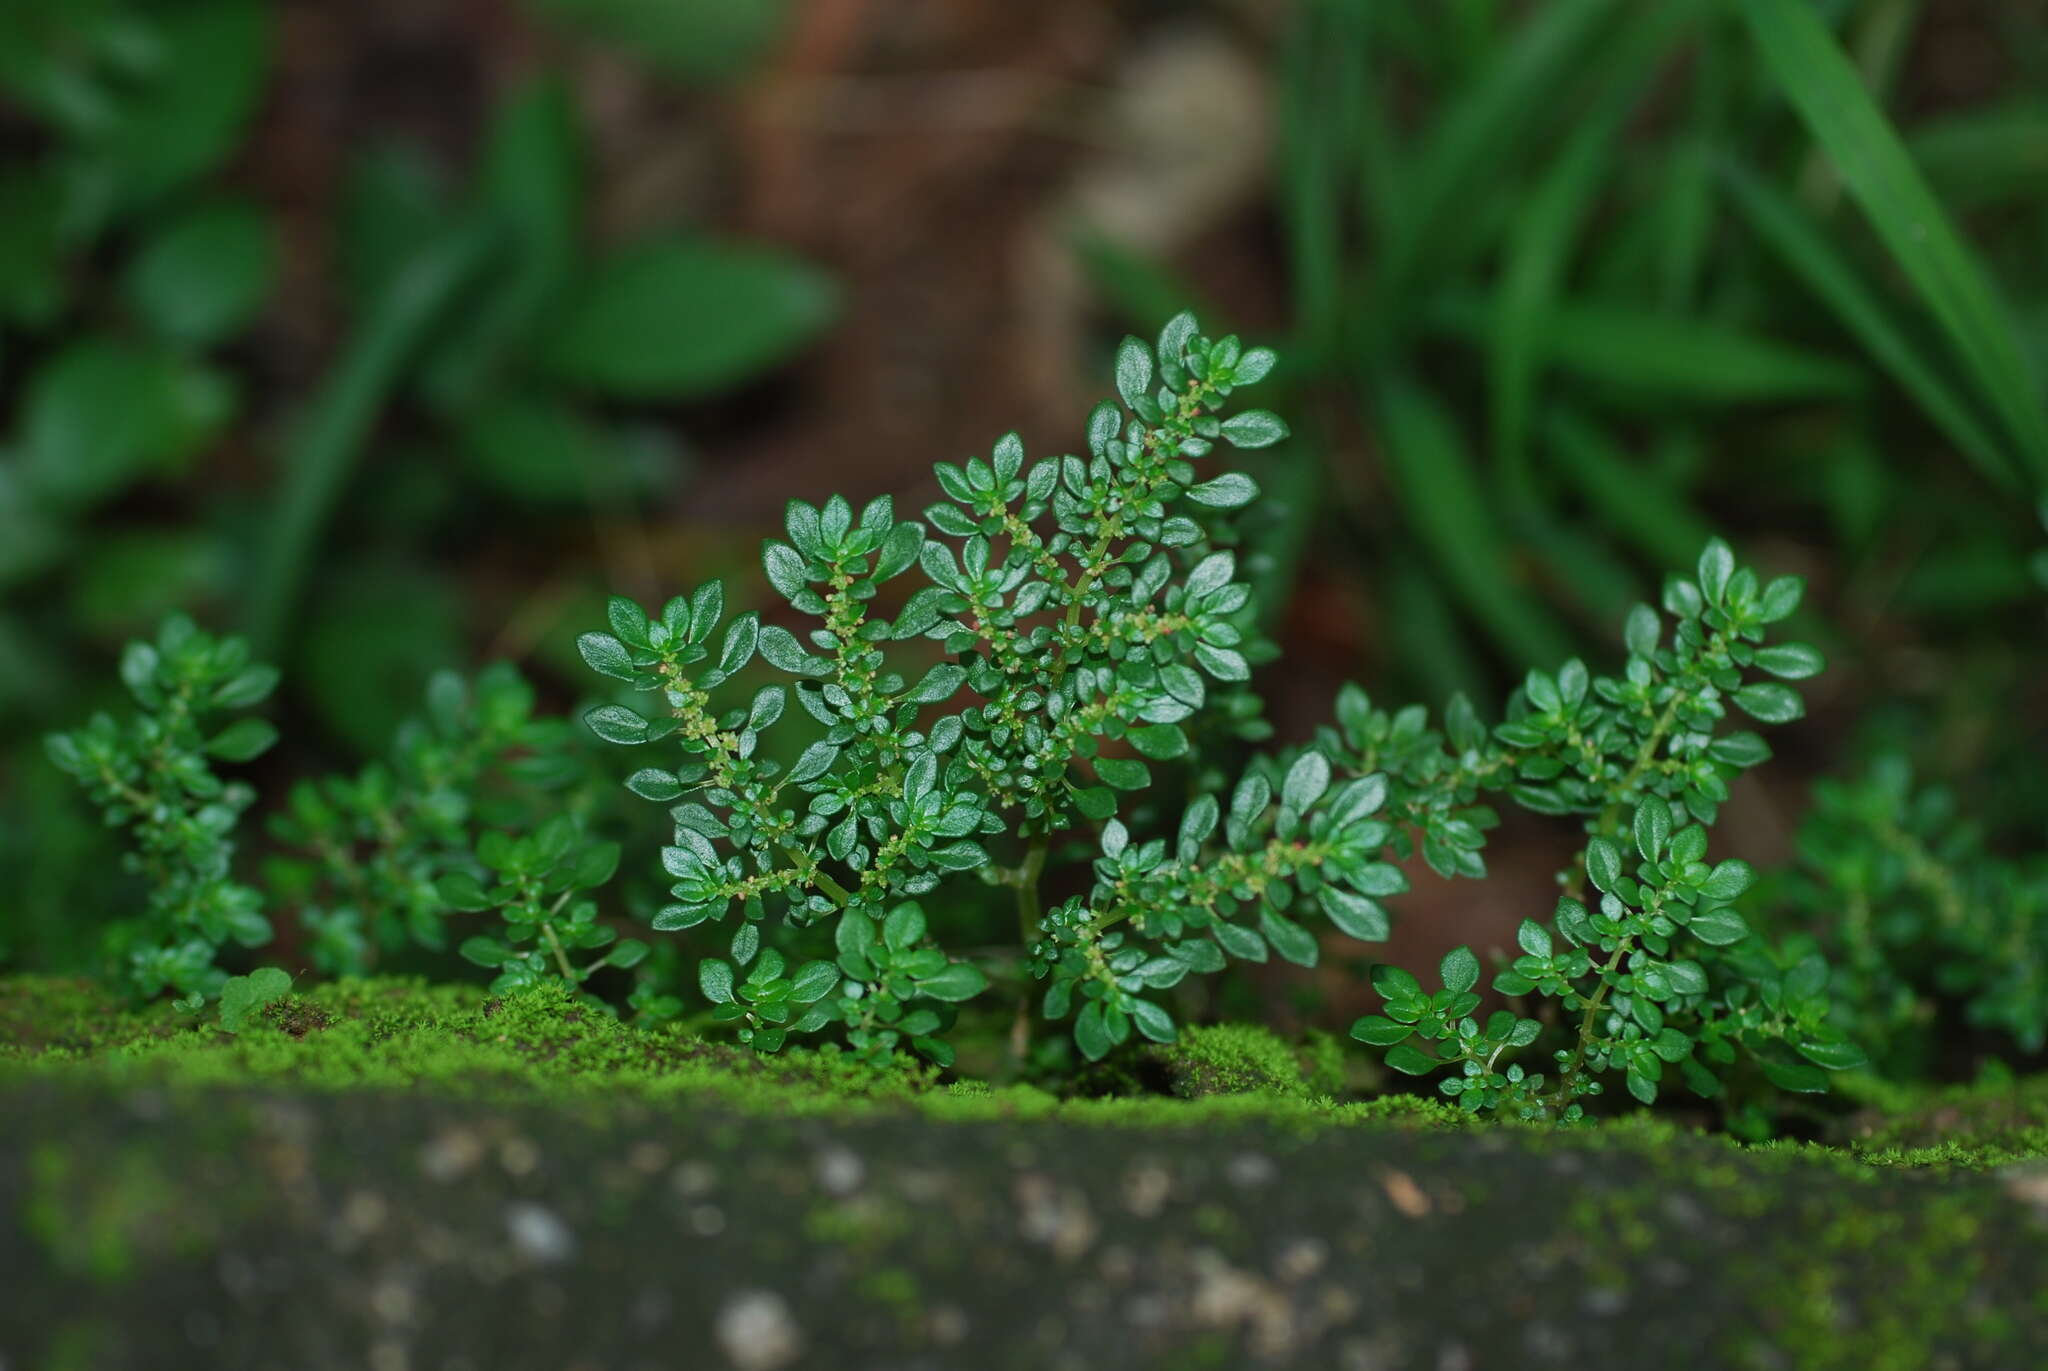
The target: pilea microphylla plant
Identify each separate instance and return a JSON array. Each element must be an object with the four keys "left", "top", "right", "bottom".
[
  {"left": 40, "top": 313, "right": 1867, "bottom": 1125},
  {"left": 574, "top": 311, "right": 1864, "bottom": 1112},
  {"left": 44, "top": 614, "right": 280, "bottom": 1005}
]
